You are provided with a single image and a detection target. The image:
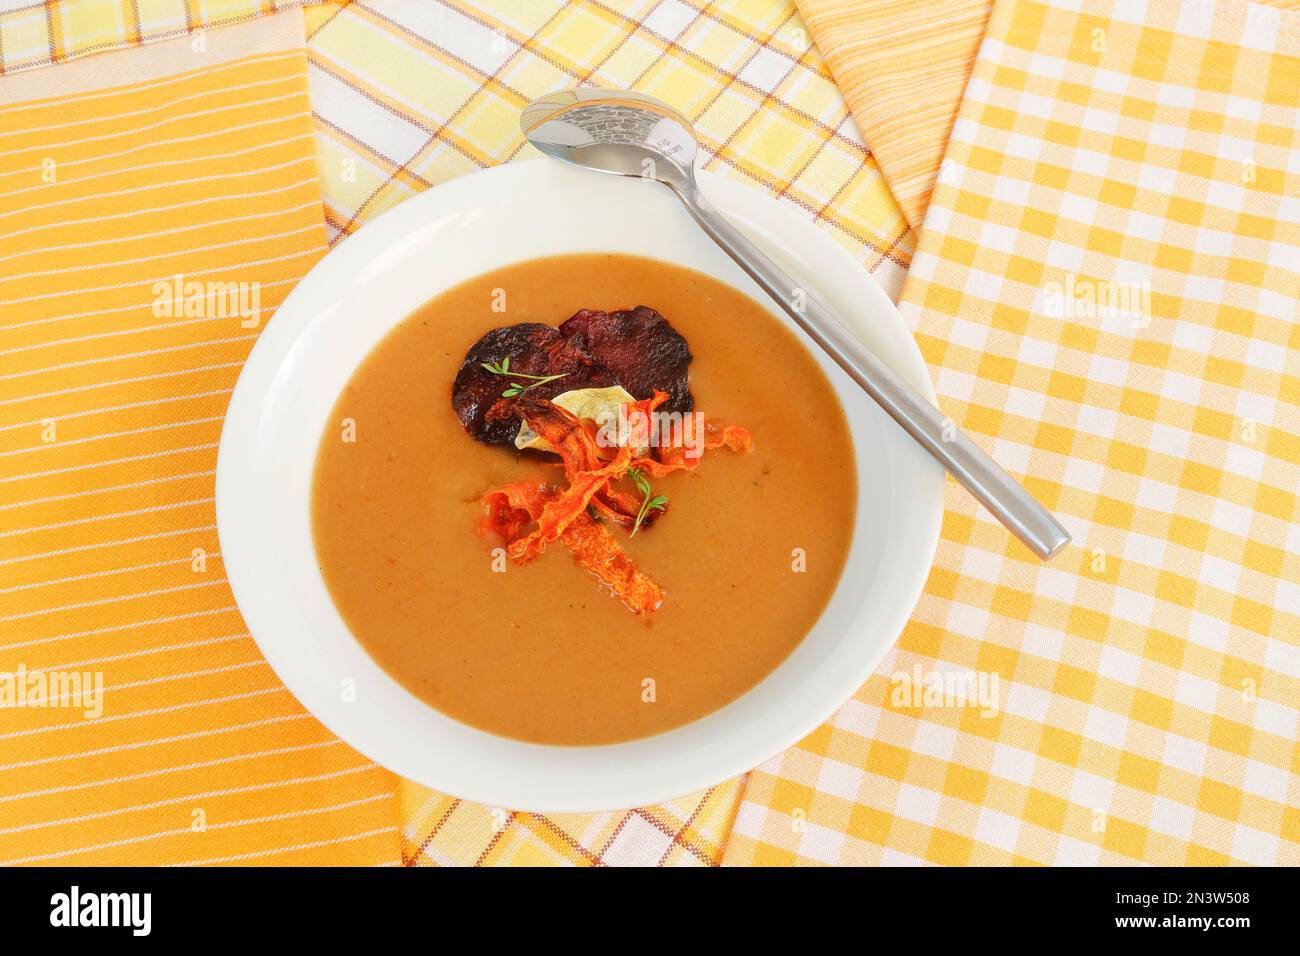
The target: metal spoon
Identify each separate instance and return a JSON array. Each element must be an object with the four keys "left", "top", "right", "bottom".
[{"left": 521, "top": 89, "right": 1071, "bottom": 560}]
